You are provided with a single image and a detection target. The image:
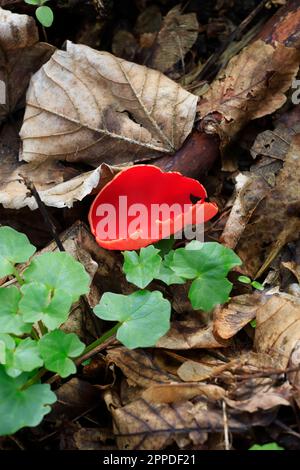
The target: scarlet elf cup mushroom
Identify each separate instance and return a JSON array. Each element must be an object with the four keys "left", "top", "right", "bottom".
[{"left": 88, "top": 165, "right": 218, "bottom": 250}]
